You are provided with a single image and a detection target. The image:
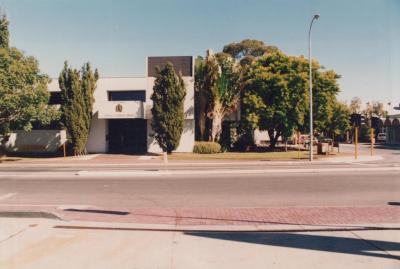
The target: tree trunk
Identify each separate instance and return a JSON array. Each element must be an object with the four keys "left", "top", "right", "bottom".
[
  {"left": 195, "top": 91, "right": 209, "bottom": 141},
  {"left": 199, "top": 111, "right": 207, "bottom": 141},
  {"left": 0, "top": 134, "right": 9, "bottom": 159},
  {"left": 268, "top": 129, "right": 281, "bottom": 150},
  {"left": 211, "top": 106, "right": 224, "bottom": 142}
]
